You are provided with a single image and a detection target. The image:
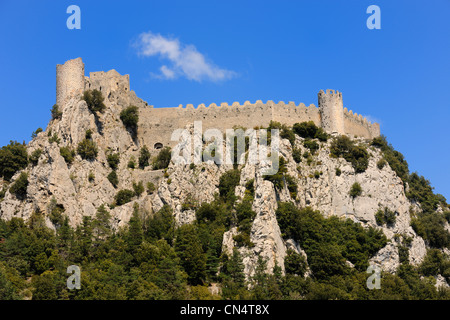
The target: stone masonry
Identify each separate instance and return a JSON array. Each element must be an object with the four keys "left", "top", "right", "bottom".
[{"left": 56, "top": 58, "right": 380, "bottom": 150}]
